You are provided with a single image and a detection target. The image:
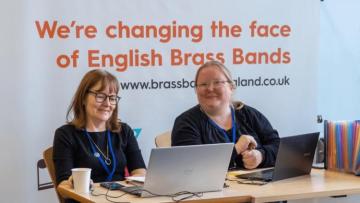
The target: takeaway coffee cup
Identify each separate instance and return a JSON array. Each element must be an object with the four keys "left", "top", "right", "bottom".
[{"left": 71, "top": 168, "right": 91, "bottom": 193}]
